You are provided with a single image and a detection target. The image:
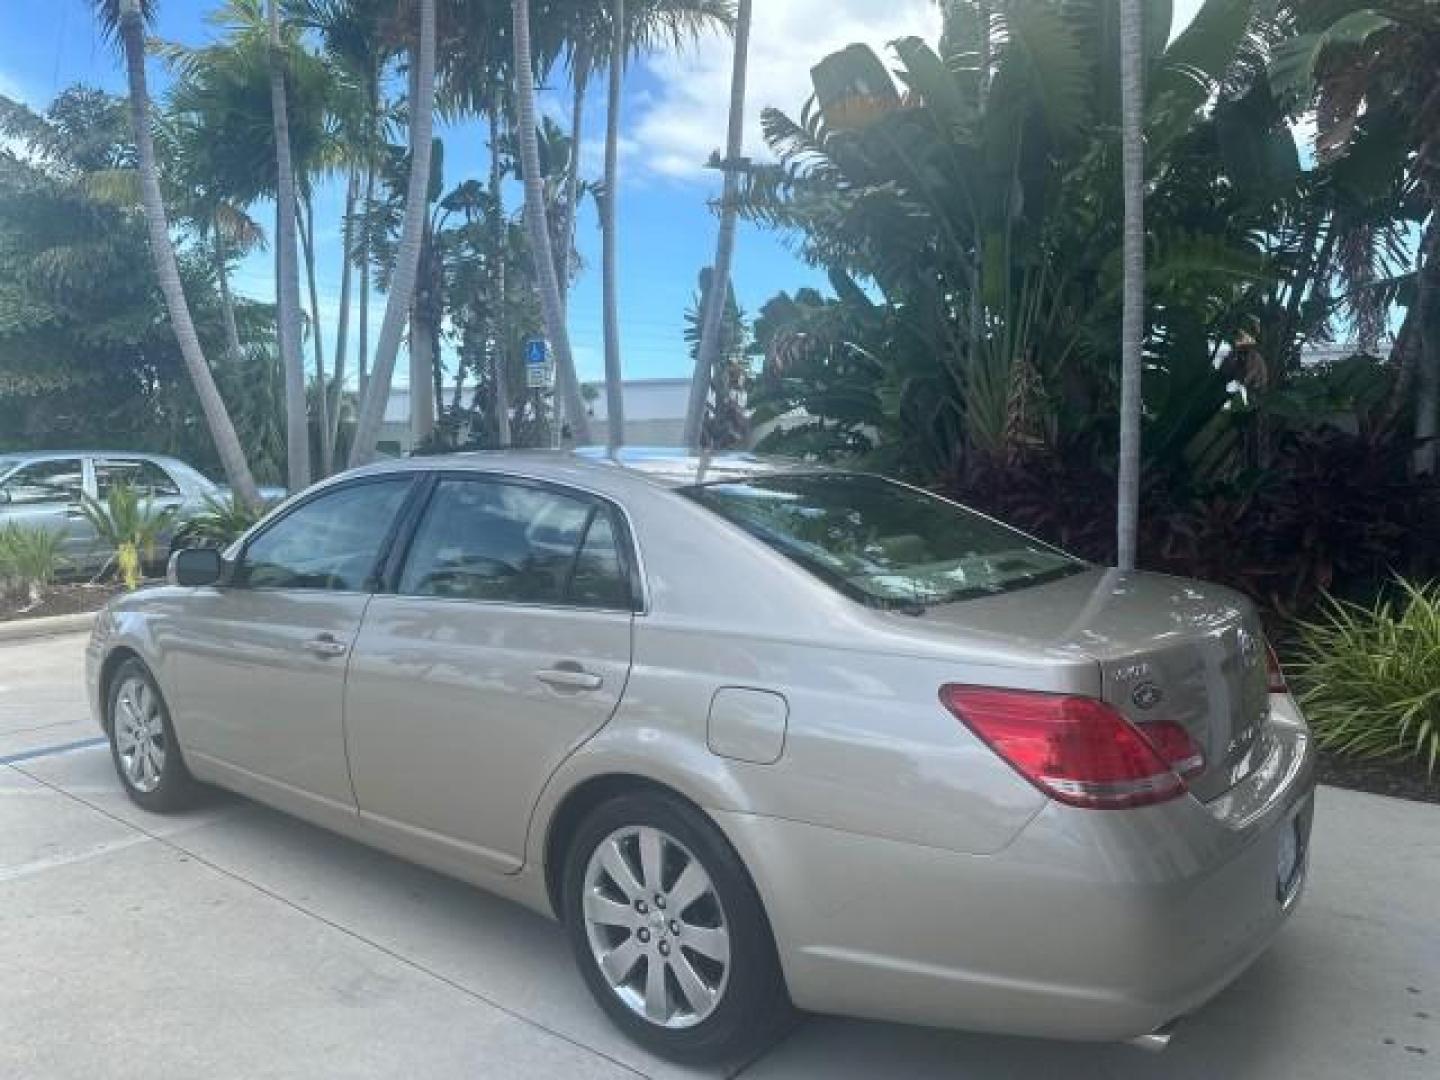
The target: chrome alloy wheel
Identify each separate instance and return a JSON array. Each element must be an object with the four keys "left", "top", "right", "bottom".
[
  {"left": 113, "top": 674, "right": 166, "bottom": 794},
  {"left": 582, "top": 825, "right": 732, "bottom": 1029}
]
